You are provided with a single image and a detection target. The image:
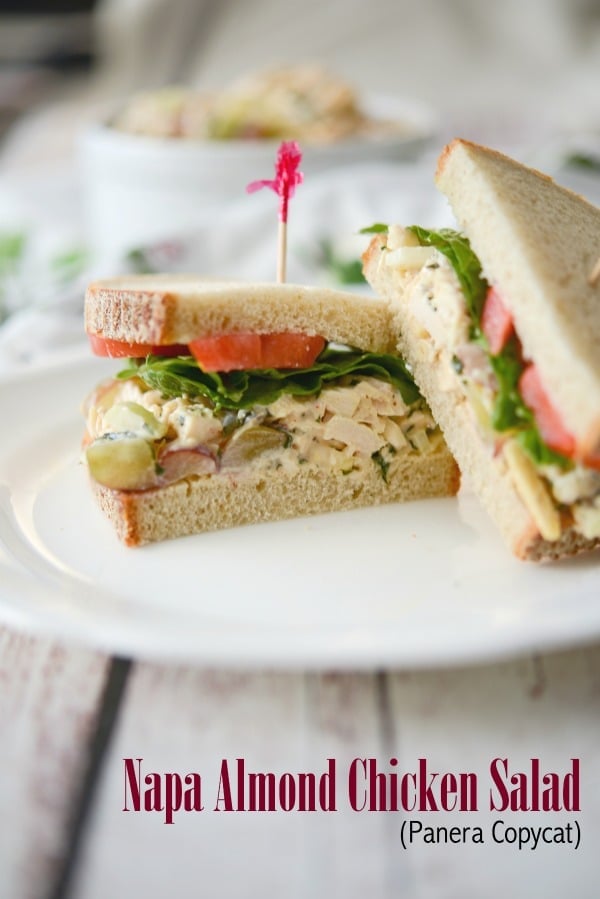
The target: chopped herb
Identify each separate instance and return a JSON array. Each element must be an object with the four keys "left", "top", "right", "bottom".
[
  {"left": 451, "top": 355, "right": 464, "bottom": 374},
  {"left": 371, "top": 449, "right": 390, "bottom": 484}
]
